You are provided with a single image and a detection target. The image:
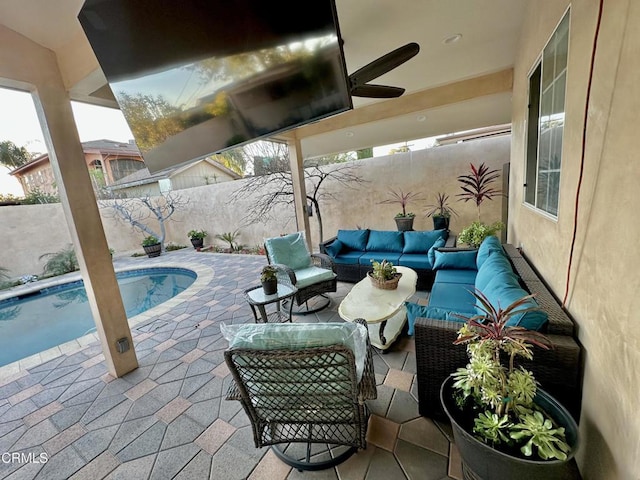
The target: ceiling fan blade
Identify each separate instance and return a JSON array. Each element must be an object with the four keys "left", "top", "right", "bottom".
[
  {"left": 351, "top": 84, "right": 405, "bottom": 99},
  {"left": 349, "top": 42, "right": 420, "bottom": 87}
]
